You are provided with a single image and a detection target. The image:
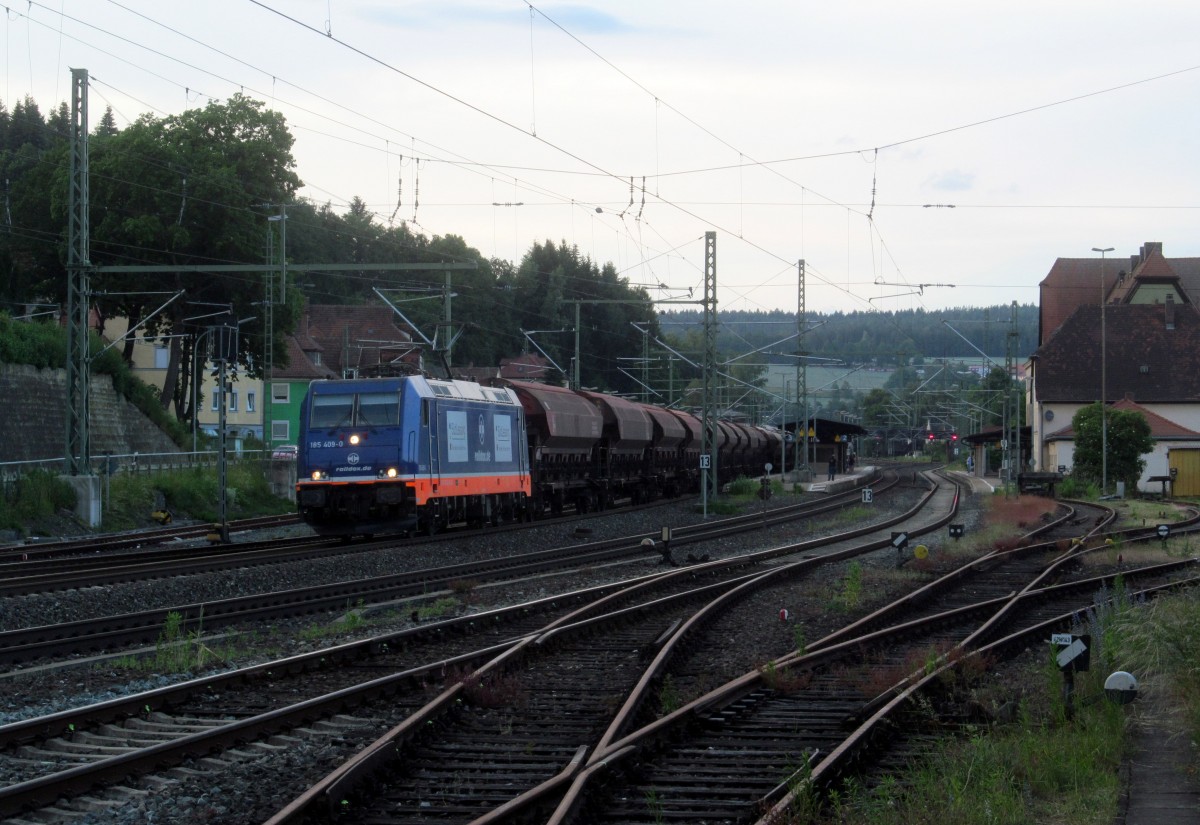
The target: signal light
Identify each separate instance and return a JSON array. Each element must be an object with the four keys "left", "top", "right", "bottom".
[
  {"left": 927, "top": 432, "right": 935, "bottom": 440},
  {"left": 951, "top": 434, "right": 958, "bottom": 441}
]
